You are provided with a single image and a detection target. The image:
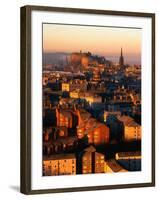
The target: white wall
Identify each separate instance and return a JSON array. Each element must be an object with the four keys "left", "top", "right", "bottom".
[{"left": 0, "top": 0, "right": 158, "bottom": 199}]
